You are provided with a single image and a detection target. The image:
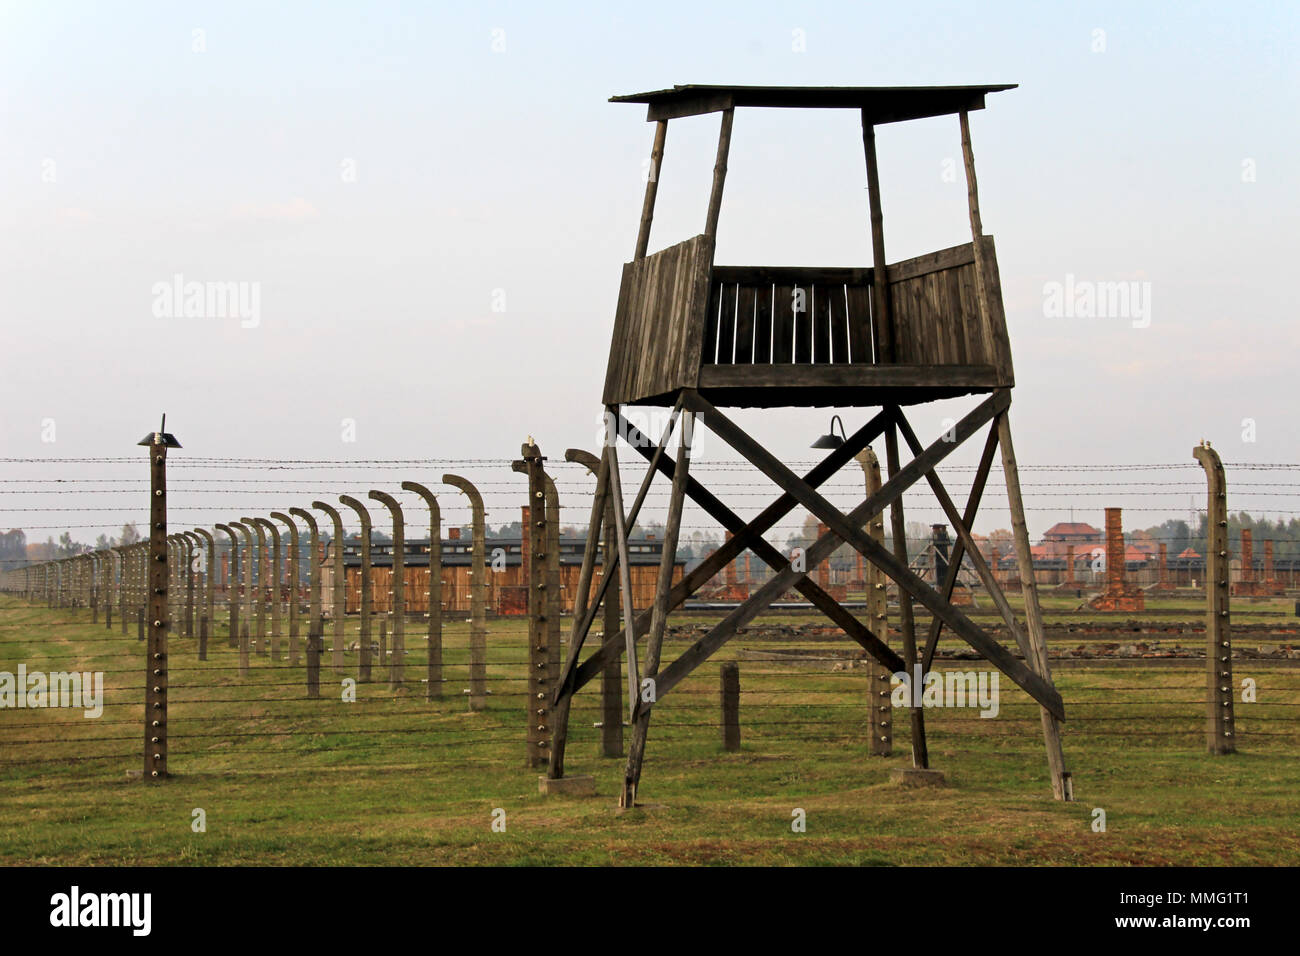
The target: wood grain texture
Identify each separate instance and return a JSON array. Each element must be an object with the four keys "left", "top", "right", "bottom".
[{"left": 603, "top": 235, "right": 715, "bottom": 404}]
